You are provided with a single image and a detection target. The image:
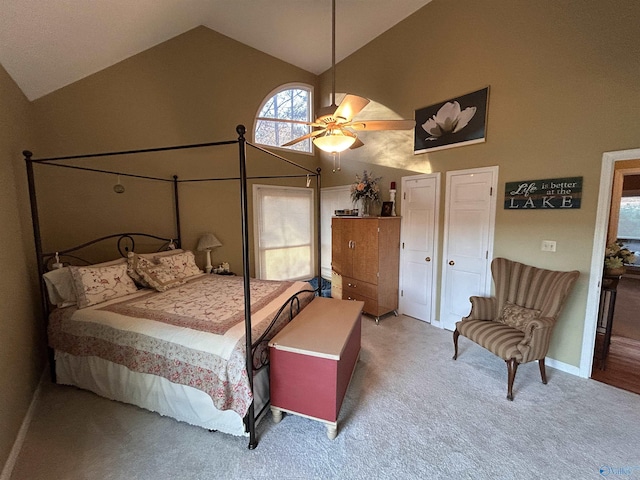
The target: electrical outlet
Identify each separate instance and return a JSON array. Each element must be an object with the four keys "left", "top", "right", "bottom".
[{"left": 541, "top": 240, "right": 556, "bottom": 252}]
